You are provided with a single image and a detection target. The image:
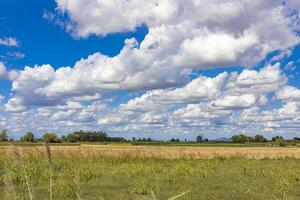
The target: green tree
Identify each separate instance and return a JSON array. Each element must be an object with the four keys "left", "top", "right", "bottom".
[
  {"left": 61, "top": 135, "right": 67, "bottom": 142},
  {"left": 293, "top": 137, "right": 300, "bottom": 142},
  {"left": 66, "top": 130, "right": 108, "bottom": 142},
  {"left": 272, "top": 136, "right": 286, "bottom": 146},
  {"left": 21, "top": 132, "right": 35, "bottom": 142},
  {"left": 231, "top": 134, "right": 253, "bottom": 143},
  {"left": 254, "top": 134, "right": 267, "bottom": 143},
  {"left": 42, "top": 133, "right": 58, "bottom": 143},
  {"left": 0, "top": 130, "right": 9, "bottom": 142},
  {"left": 271, "top": 136, "right": 284, "bottom": 142}
]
